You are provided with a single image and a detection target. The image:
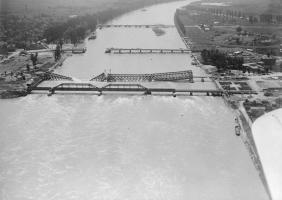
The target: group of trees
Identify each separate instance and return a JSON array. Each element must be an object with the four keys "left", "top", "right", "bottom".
[
  {"left": 209, "top": 8, "right": 245, "bottom": 19},
  {"left": 206, "top": 7, "right": 282, "bottom": 24},
  {"left": 1, "top": 0, "right": 178, "bottom": 51},
  {"left": 43, "top": 0, "right": 177, "bottom": 44},
  {"left": 43, "top": 15, "right": 94, "bottom": 44},
  {"left": 201, "top": 49, "right": 244, "bottom": 71}
]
